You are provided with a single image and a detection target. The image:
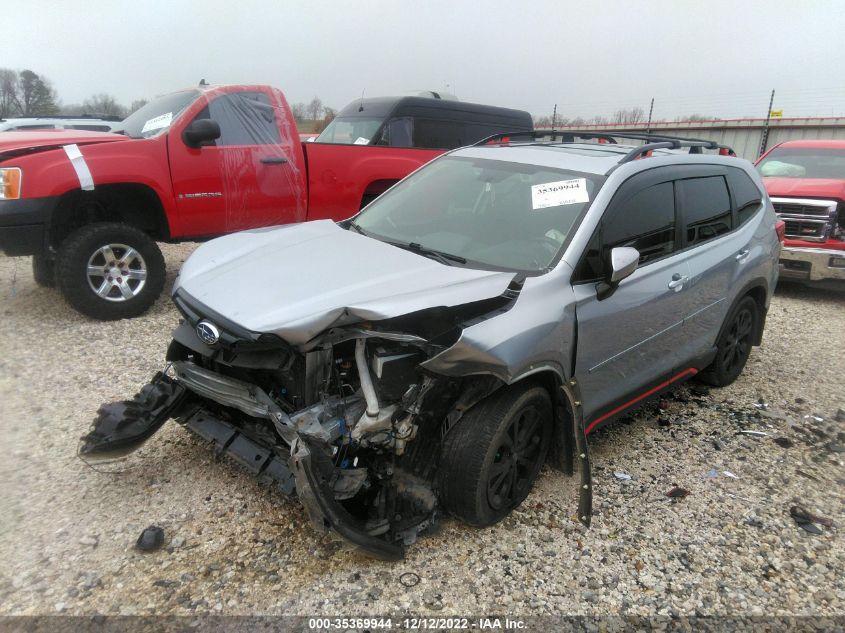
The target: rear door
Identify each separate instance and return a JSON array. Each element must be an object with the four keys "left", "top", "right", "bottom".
[
  {"left": 680, "top": 167, "right": 766, "bottom": 360},
  {"left": 572, "top": 169, "right": 694, "bottom": 425},
  {"left": 169, "top": 89, "right": 306, "bottom": 235}
]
